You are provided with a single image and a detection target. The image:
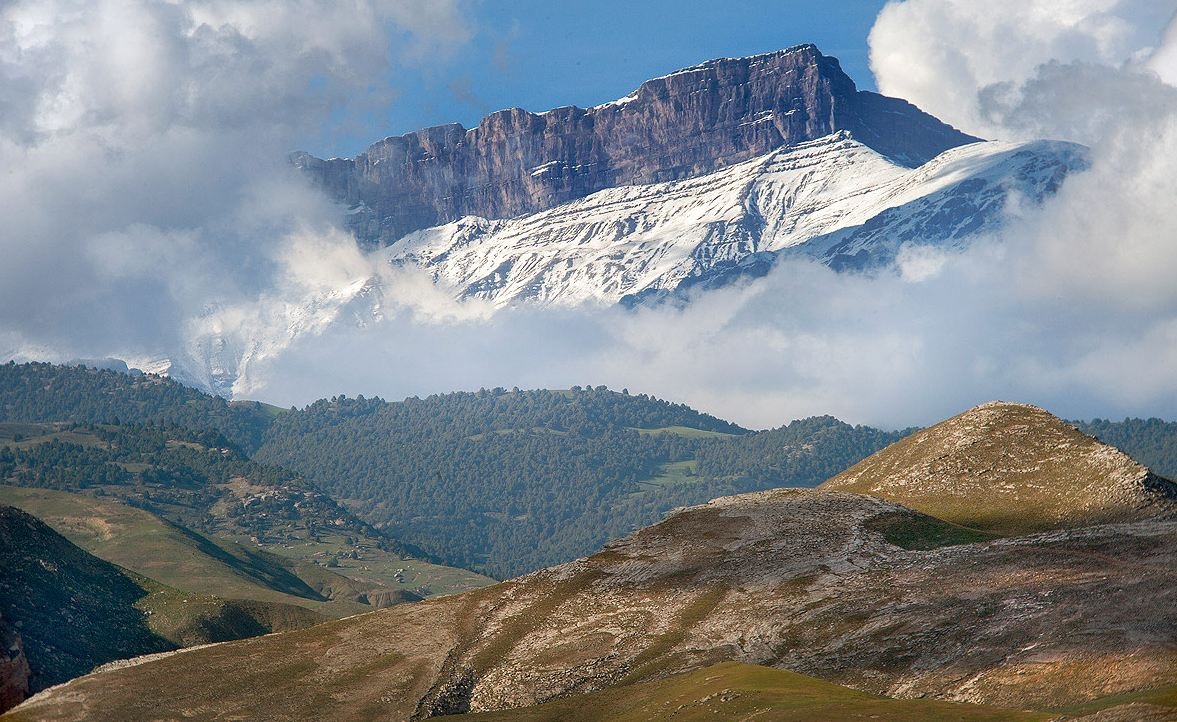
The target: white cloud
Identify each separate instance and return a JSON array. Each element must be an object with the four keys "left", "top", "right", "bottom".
[
  {"left": 0, "top": 0, "right": 470, "bottom": 357},
  {"left": 869, "top": 0, "right": 1177, "bottom": 140}
]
